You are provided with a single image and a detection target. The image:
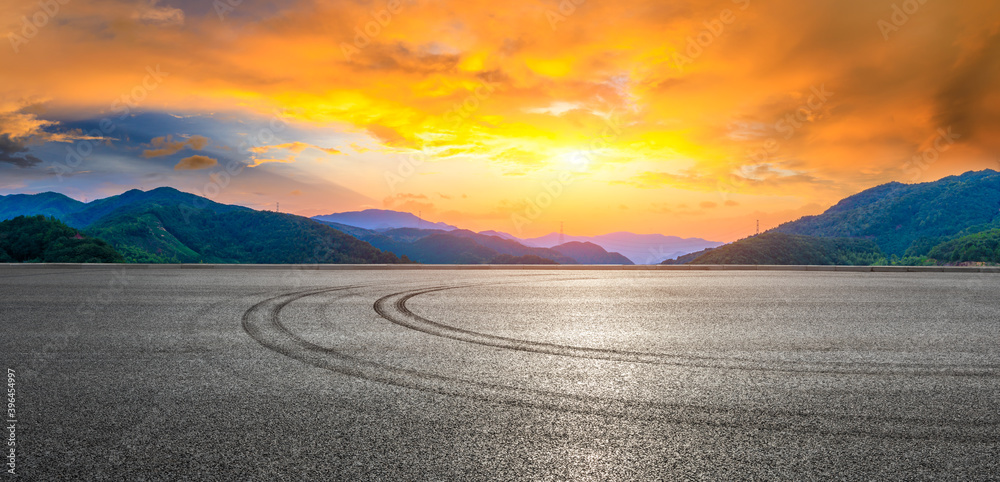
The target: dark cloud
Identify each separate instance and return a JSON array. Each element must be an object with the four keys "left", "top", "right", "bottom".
[
  {"left": 0, "top": 135, "right": 43, "bottom": 168},
  {"left": 144, "top": 135, "right": 211, "bottom": 158},
  {"left": 933, "top": 33, "right": 1000, "bottom": 143}
]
